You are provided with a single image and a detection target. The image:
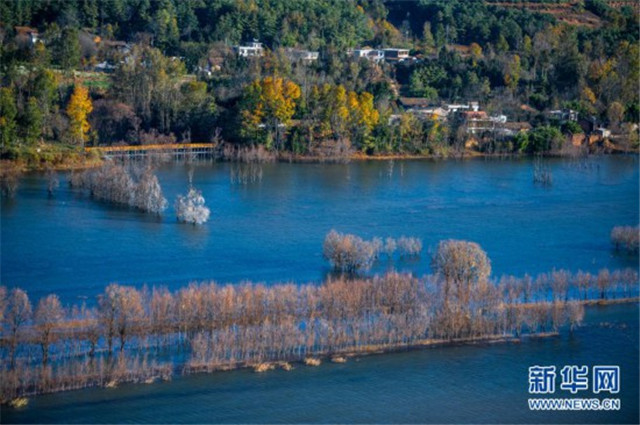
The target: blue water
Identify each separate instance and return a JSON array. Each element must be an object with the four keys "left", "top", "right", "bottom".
[
  {"left": 0, "top": 156, "right": 638, "bottom": 423},
  {"left": 1, "top": 157, "right": 637, "bottom": 303},
  {"left": 1, "top": 303, "right": 638, "bottom": 424}
]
